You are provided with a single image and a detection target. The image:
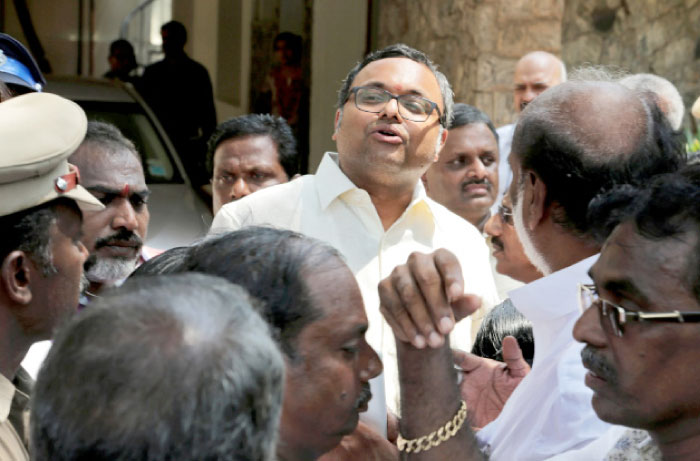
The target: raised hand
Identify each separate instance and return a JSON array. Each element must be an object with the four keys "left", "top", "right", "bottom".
[
  {"left": 379, "top": 249, "right": 482, "bottom": 349},
  {"left": 454, "top": 337, "right": 531, "bottom": 429}
]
